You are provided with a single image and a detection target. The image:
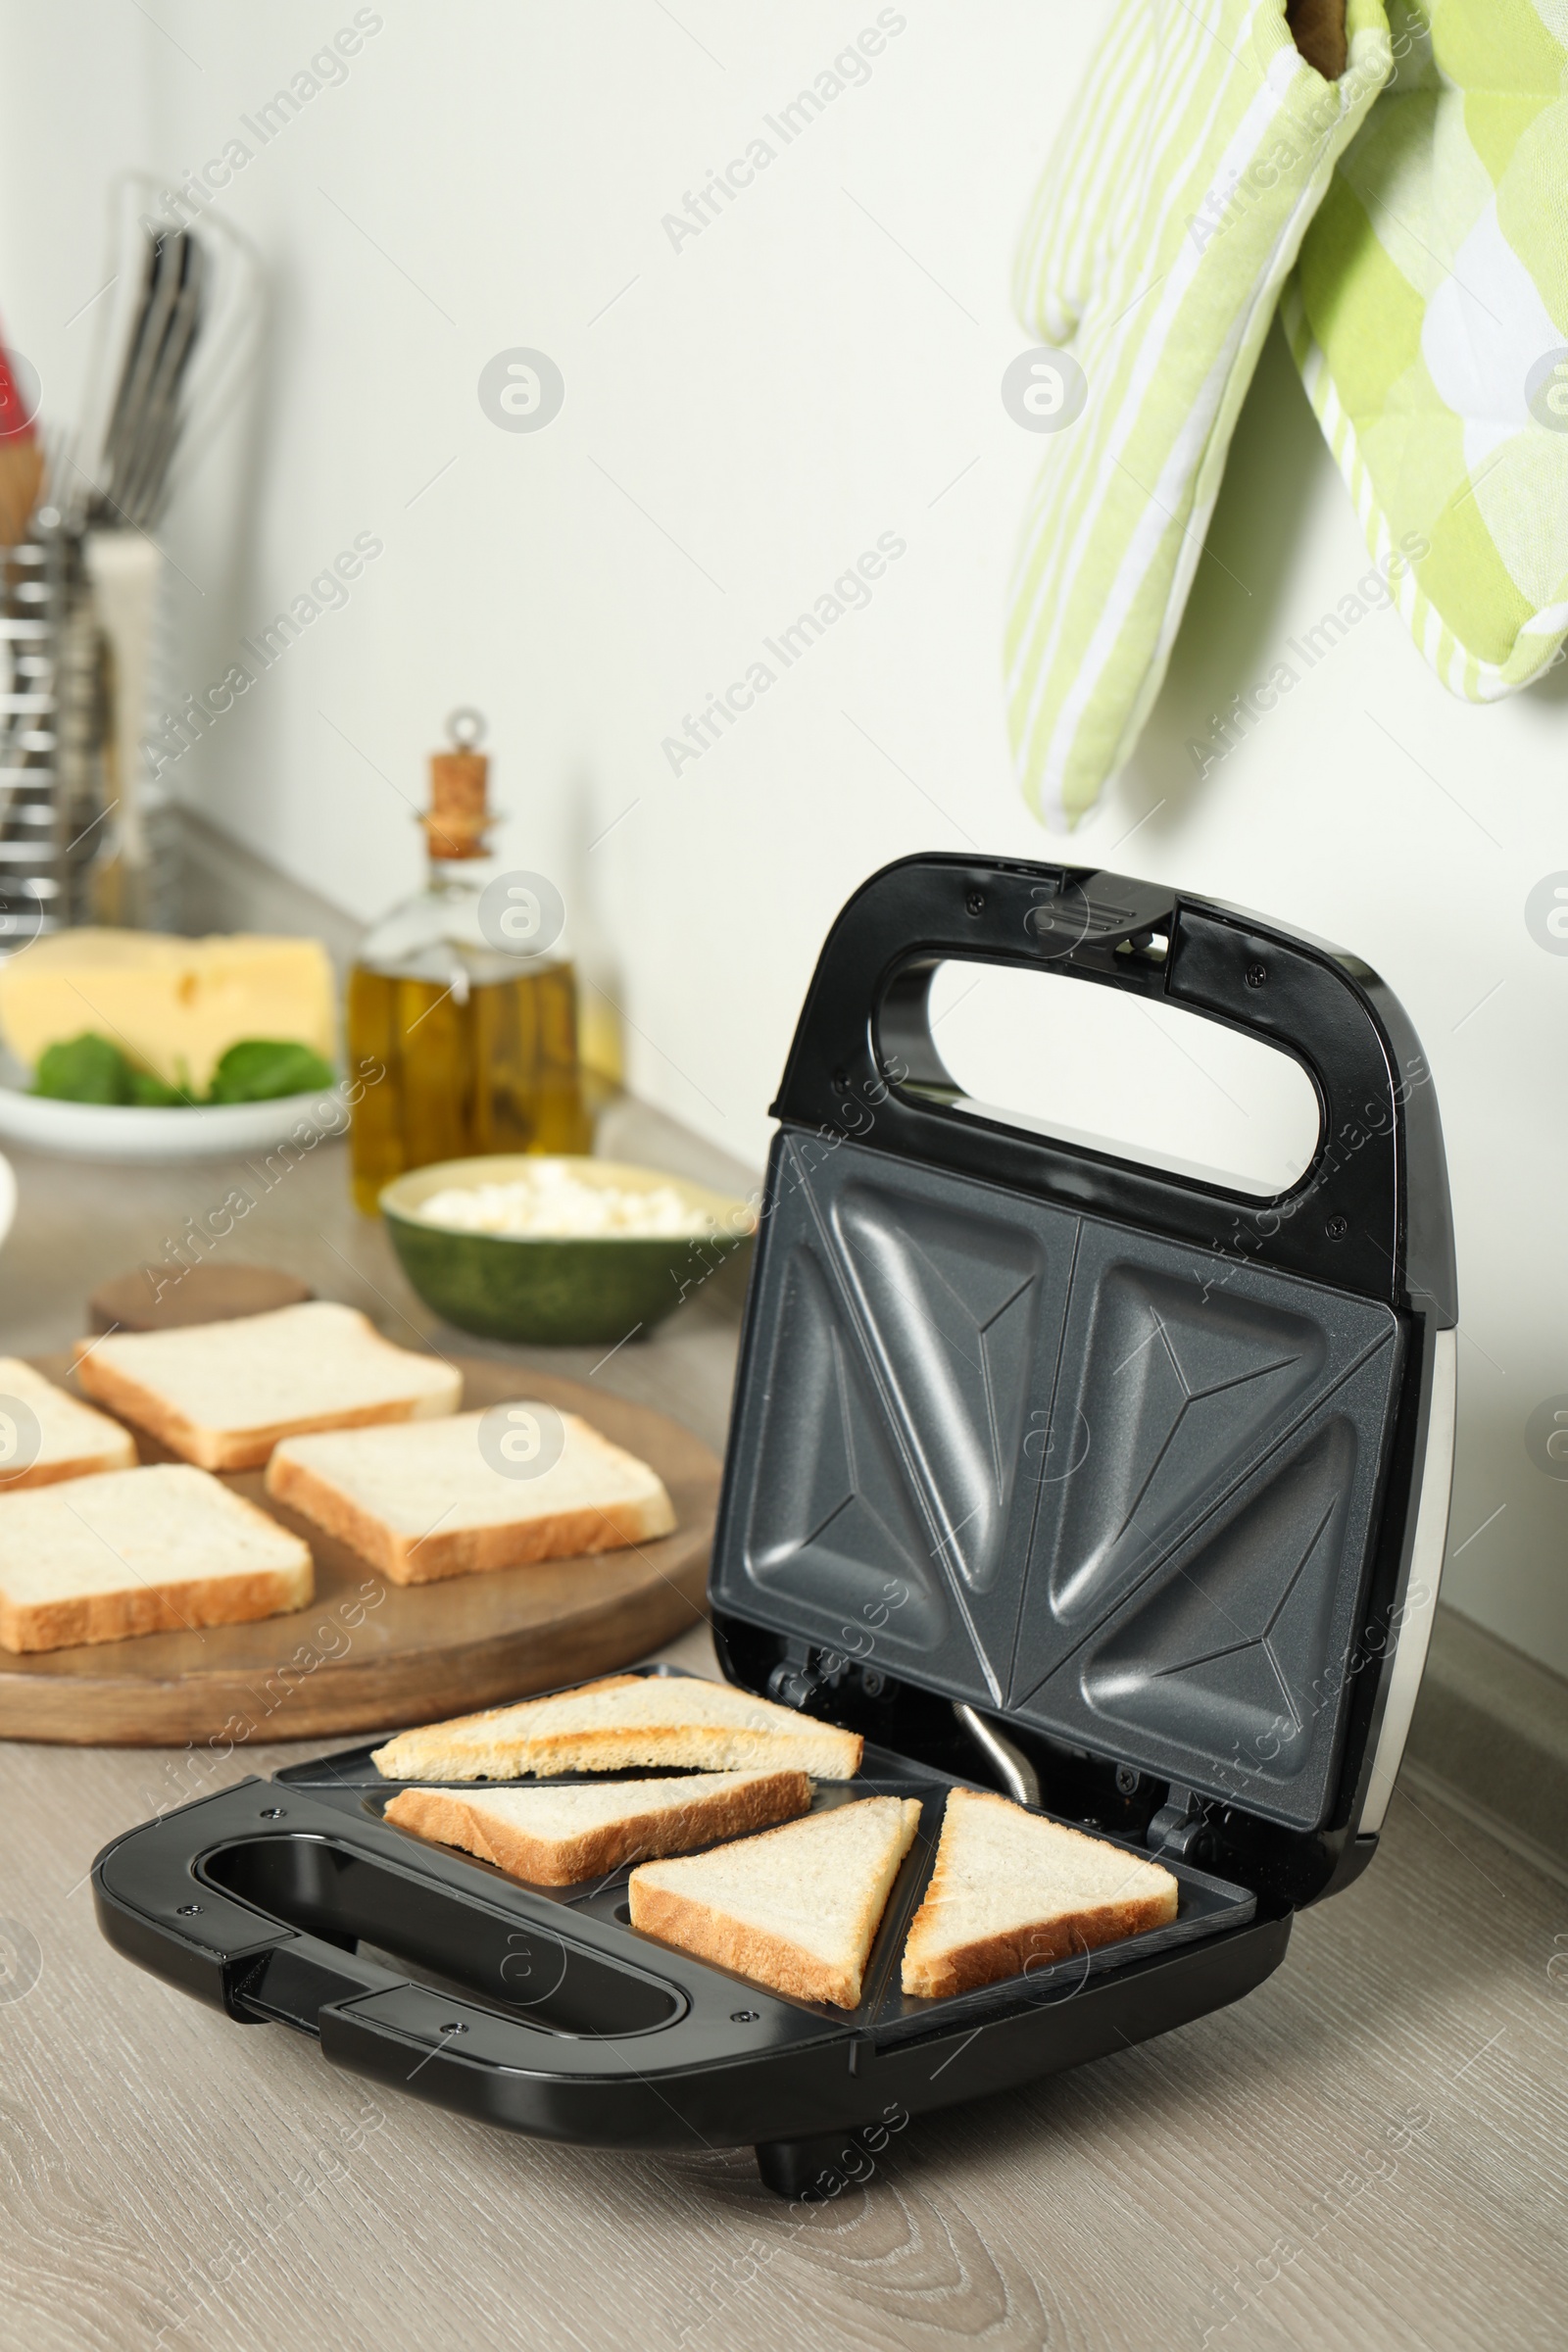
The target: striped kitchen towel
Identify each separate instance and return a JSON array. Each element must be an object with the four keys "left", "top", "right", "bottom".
[
  {"left": 1284, "top": 0, "right": 1568, "bottom": 702},
  {"left": 1005, "top": 0, "right": 1392, "bottom": 827}
]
